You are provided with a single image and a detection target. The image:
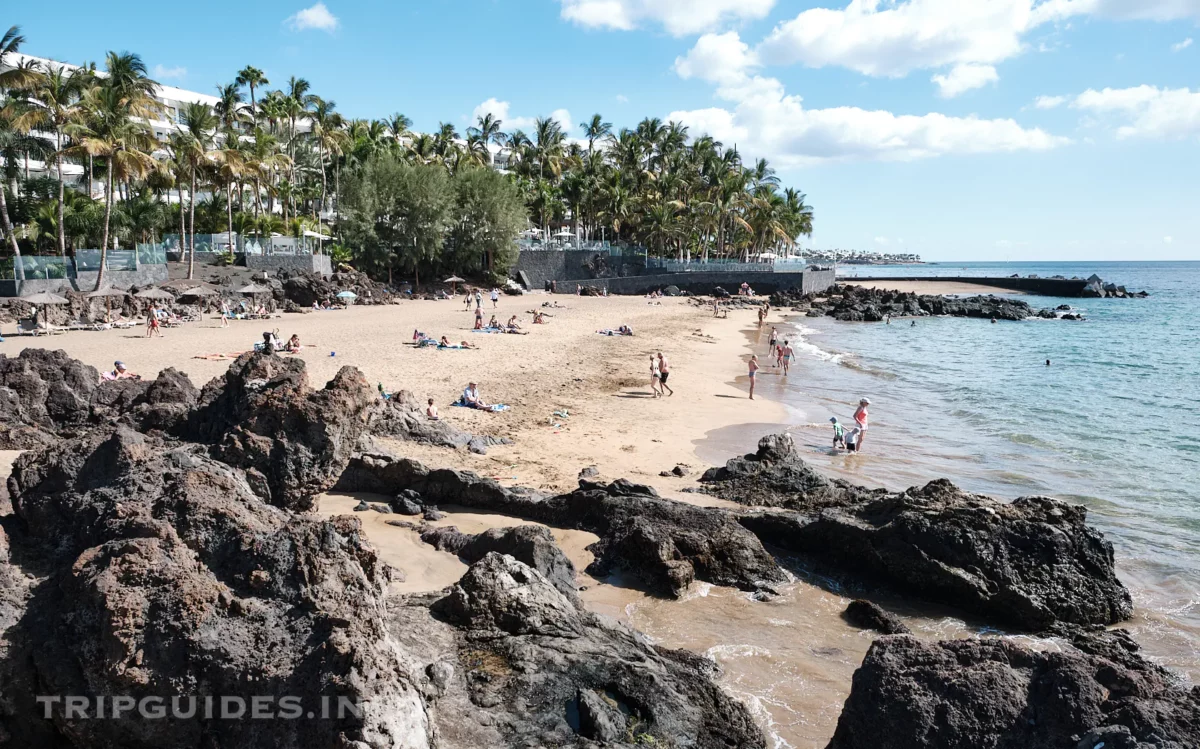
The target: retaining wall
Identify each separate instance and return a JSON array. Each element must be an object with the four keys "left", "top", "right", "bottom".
[
  {"left": 245, "top": 253, "right": 332, "bottom": 276},
  {"left": 3, "top": 265, "right": 169, "bottom": 296},
  {"left": 562, "top": 269, "right": 836, "bottom": 296}
]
